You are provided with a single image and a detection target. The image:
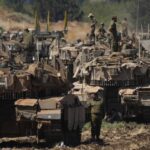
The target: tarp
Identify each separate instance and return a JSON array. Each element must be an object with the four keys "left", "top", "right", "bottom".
[
  {"left": 15, "top": 98, "right": 38, "bottom": 121},
  {"left": 39, "top": 97, "right": 62, "bottom": 110},
  {"left": 61, "top": 94, "right": 85, "bottom": 131},
  {"left": 37, "top": 110, "right": 61, "bottom": 120},
  {"left": 121, "top": 63, "right": 138, "bottom": 69},
  {"left": 119, "top": 89, "right": 135, "bottom": 96},
  {"left": 140, "top": 40, "right": 150, "bottom": 51},
  {"left": 84, "top": 85, "right": 103, "bottom": 93},
  {"left": 15, "top": 99, "right": 38, "bottom": 107}
]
